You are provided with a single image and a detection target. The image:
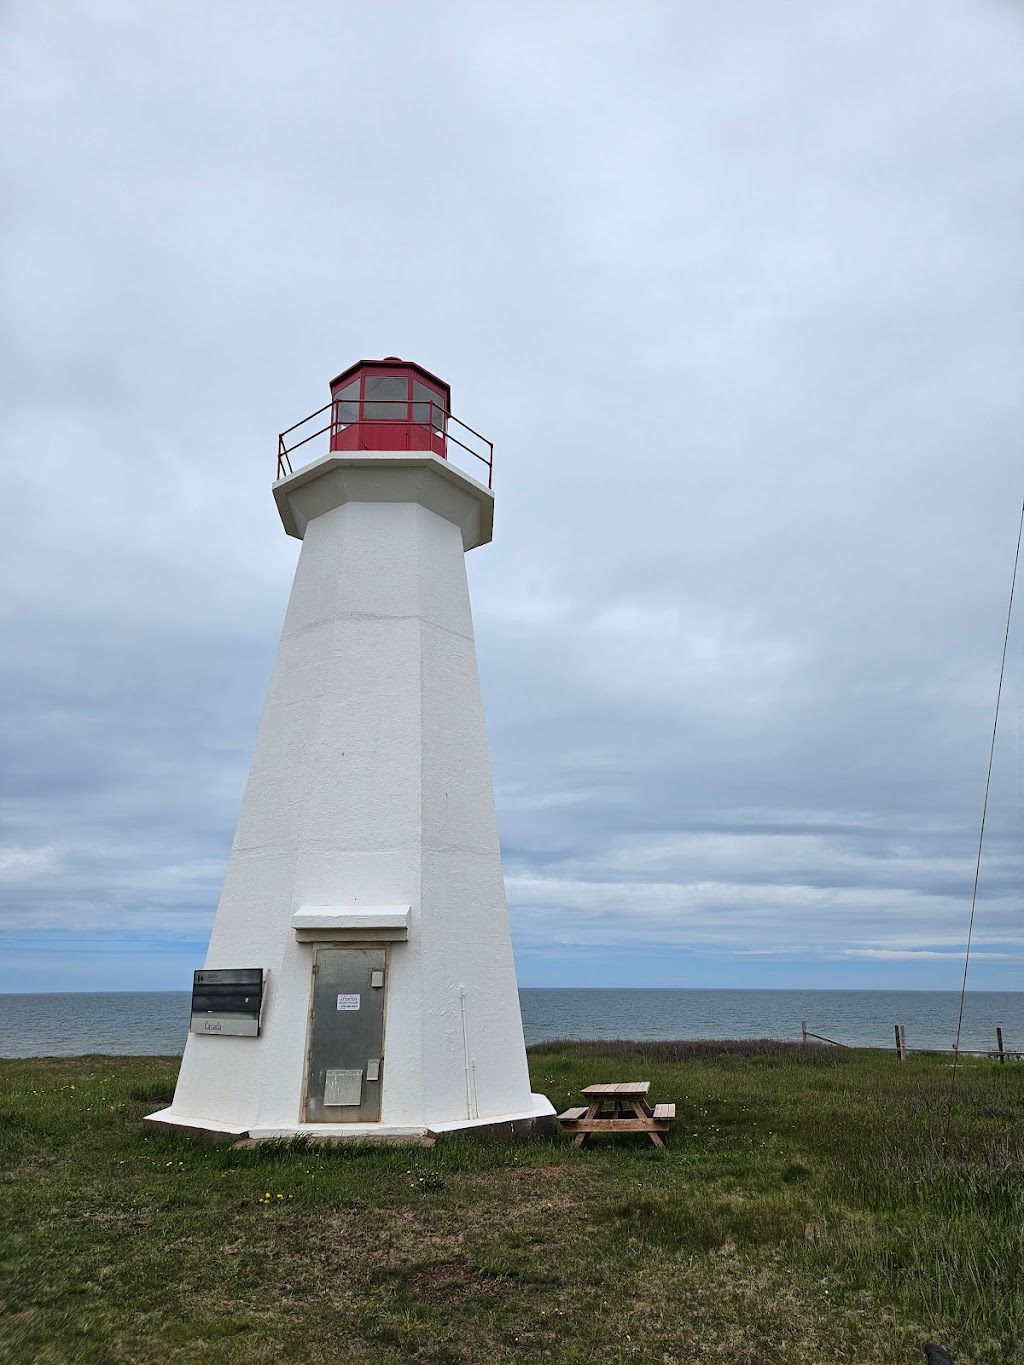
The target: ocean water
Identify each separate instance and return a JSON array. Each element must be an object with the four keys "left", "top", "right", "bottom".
[
  {"left": 0, "top": 987, "right": 1019, "bottom": 1058},
  {"left": 521, "top": 988, "right": 1022, "bottom": 1053}
]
